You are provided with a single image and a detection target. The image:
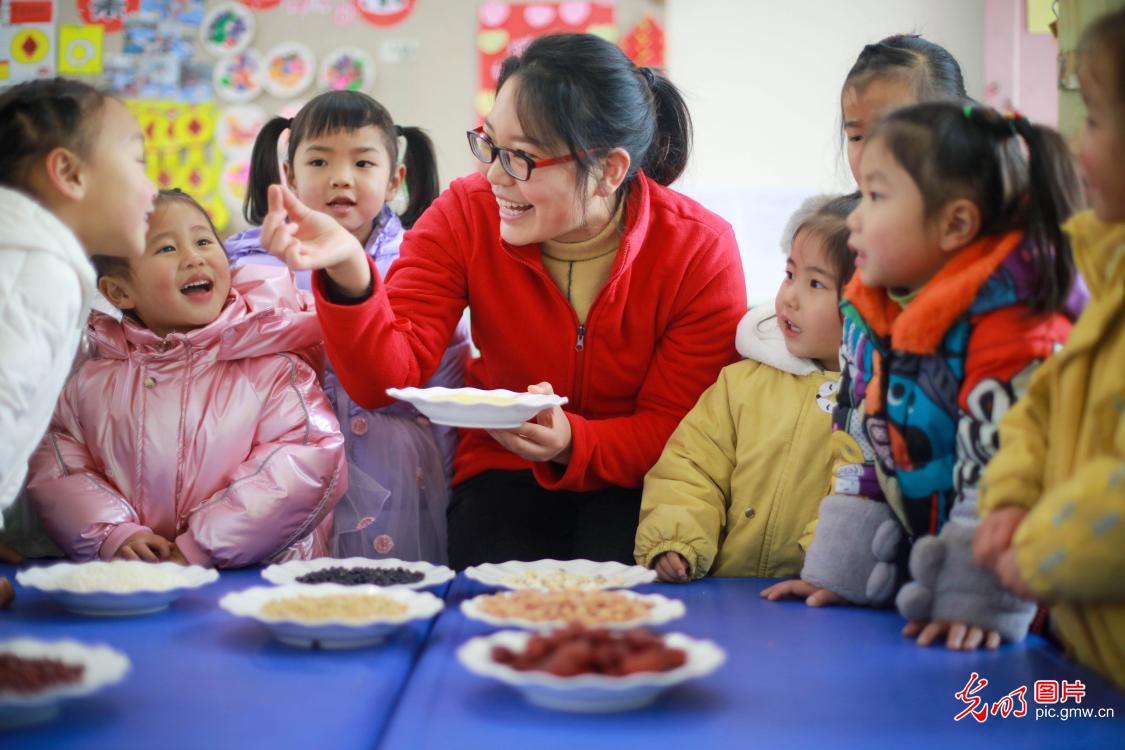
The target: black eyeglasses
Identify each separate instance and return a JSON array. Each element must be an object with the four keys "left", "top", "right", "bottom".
[{"left": 466, "top": 126, "right": 581, "bottom": 181}]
